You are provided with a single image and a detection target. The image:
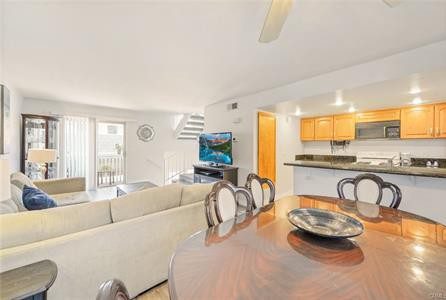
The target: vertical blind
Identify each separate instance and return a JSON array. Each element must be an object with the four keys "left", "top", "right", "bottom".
[{"left": 63, "top": 116, "right": 88, "bottom": 178}]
